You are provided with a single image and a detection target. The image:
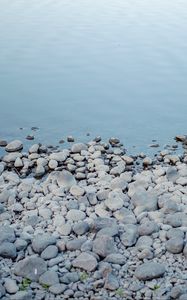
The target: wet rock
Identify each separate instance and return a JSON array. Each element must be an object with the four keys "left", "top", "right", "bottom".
[{"left": 5, "top": 140, "right": 23, "bottom": 152}]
